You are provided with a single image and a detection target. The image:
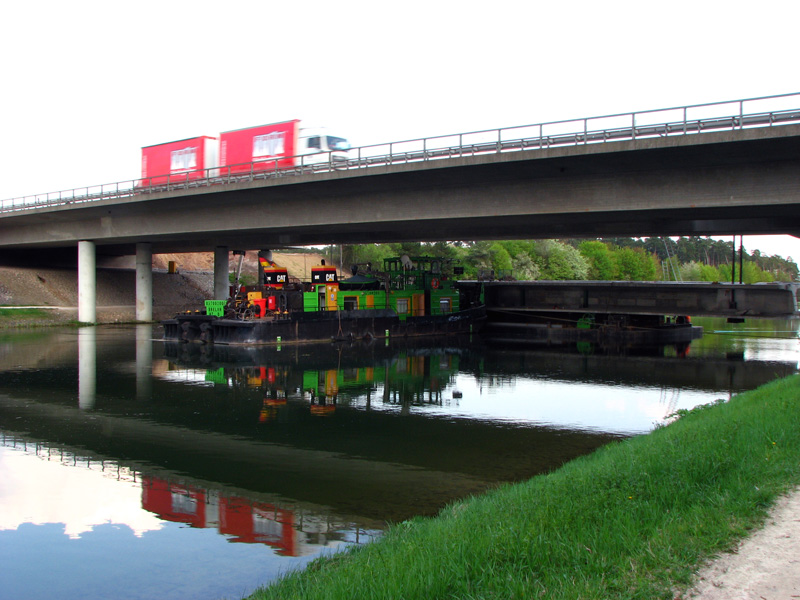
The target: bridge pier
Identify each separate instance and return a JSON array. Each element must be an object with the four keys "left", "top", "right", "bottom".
[
  {"left": 214, "top": 246, "right": 229, "bottom": 301},
  {"left": 135, "top": 242, "right": 153, "bottom": 321},
  {"left": 78, "top": 240, "right": 96, "bottom": 323}
]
